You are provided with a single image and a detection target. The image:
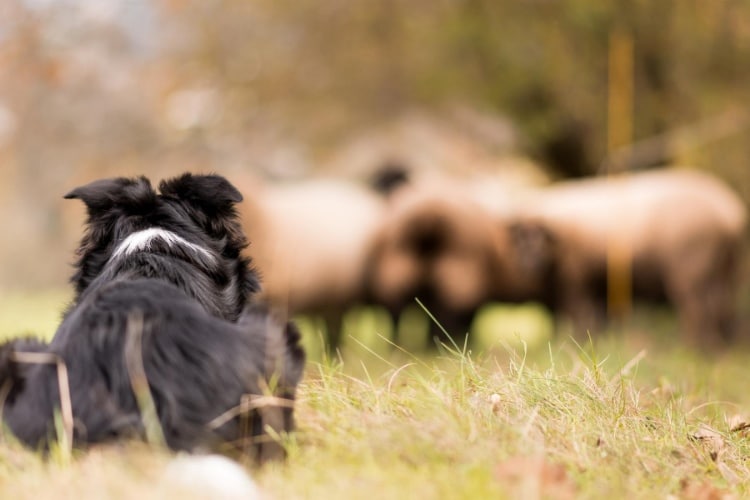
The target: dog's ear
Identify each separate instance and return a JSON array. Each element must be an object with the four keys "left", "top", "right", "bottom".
[
  {"left": 159, "top": 173, "right": 247, "bottom": 254},
  {"left": 64, "top": 177, "right": 156, "bottom": 215},
  {"left": 158, "top": 173, "right": 243, "bottom": 214}
]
